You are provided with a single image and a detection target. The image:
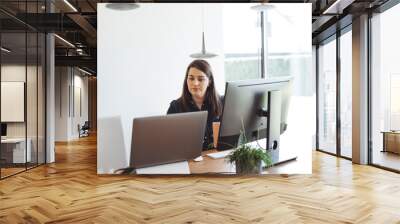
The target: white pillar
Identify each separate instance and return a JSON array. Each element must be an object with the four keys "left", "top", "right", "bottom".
[{"left": 46, "top": 32, "right": 55, "bottom": 163}]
